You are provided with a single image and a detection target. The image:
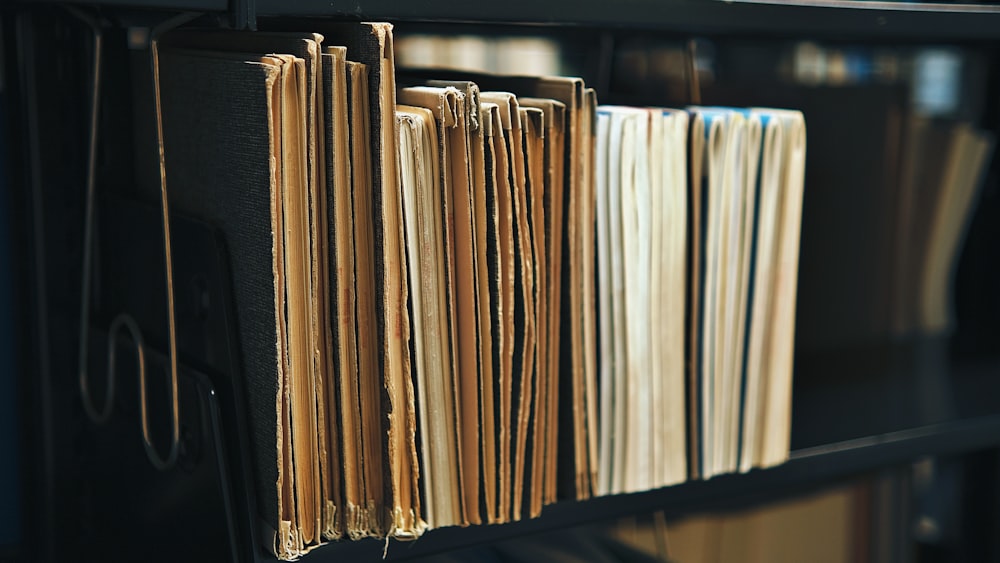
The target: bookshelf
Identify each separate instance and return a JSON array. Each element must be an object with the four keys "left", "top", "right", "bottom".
[
  {"left": 19, "top": 0, "right": 1000, "bottom": 39},
  {"left": 4, "top": 0, "right": 1000, "bottom": 561}
]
